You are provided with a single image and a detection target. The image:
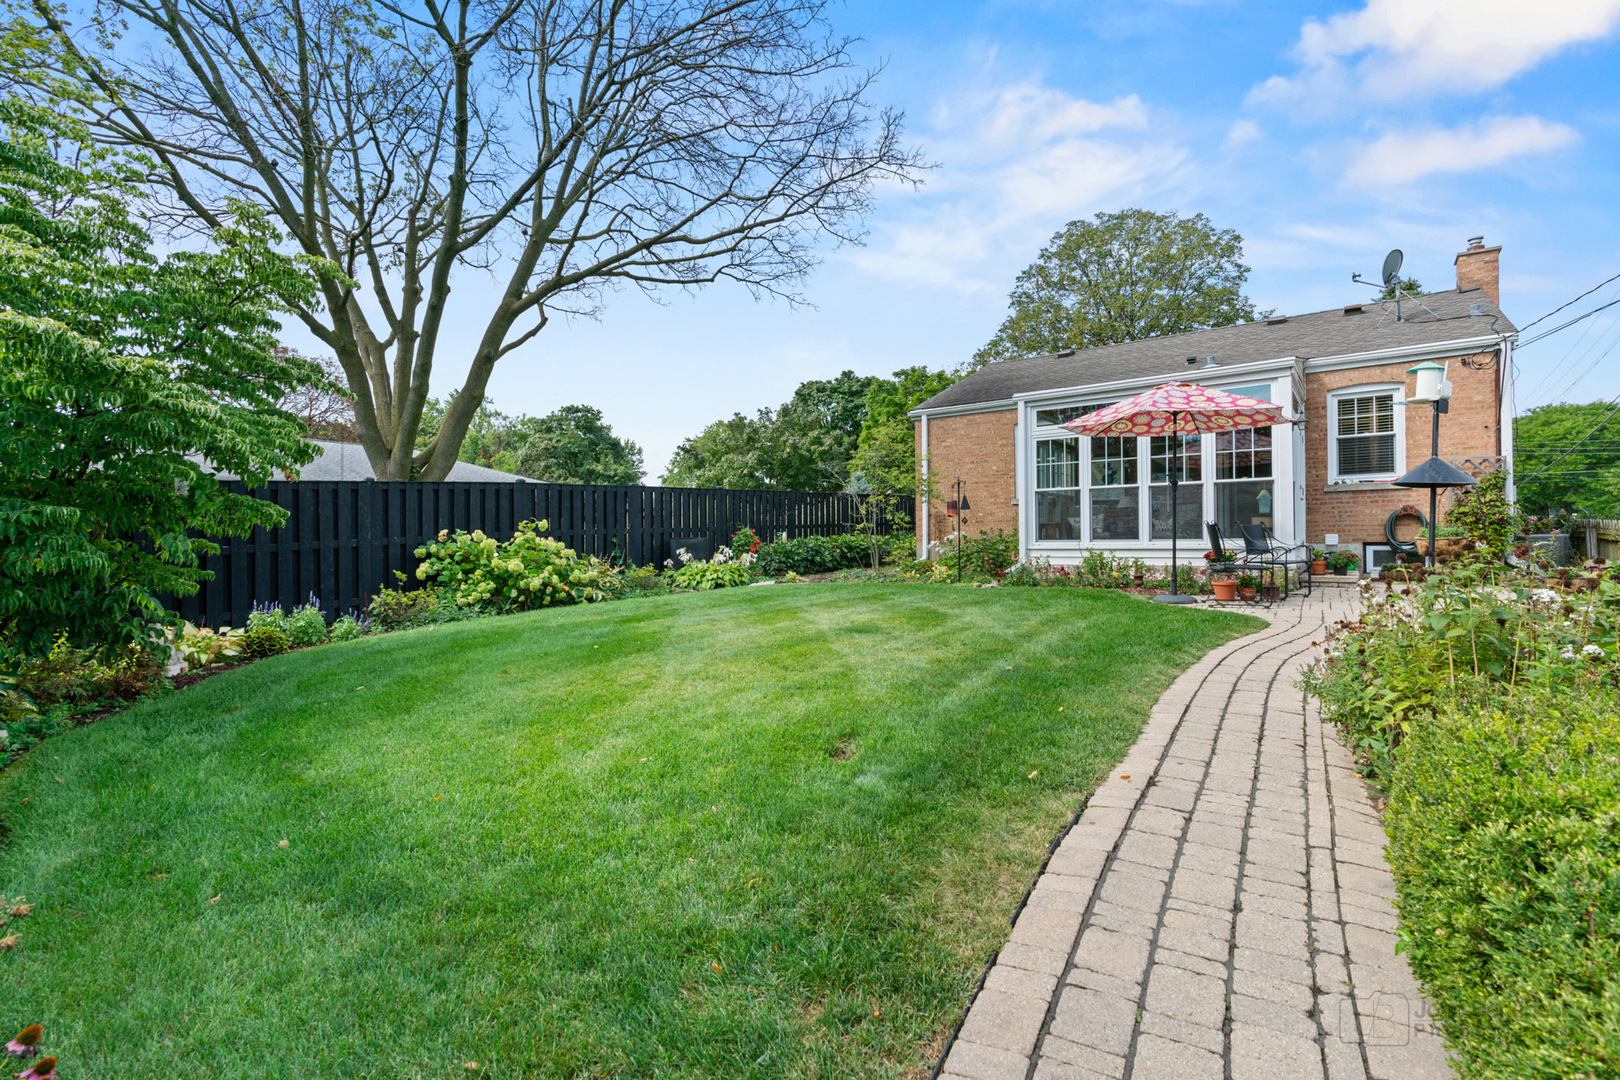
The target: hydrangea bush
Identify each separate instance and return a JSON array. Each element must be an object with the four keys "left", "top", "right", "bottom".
[{"left": 414, "top": 521, "right": 611, "bottom": 610}]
